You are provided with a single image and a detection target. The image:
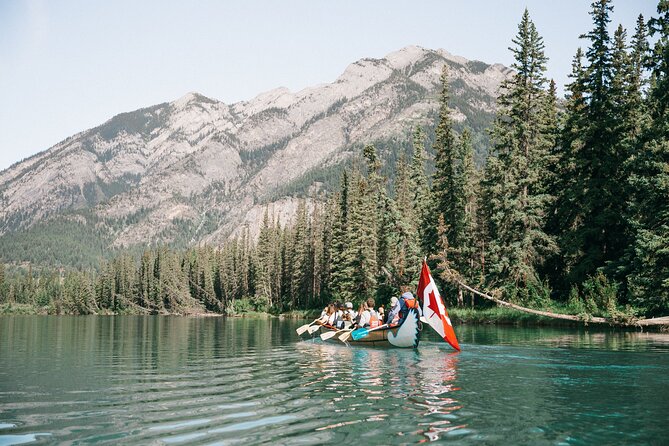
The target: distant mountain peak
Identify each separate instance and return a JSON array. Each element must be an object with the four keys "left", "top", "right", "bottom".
[
  {"left": 173, "top": 92, "right": 217, "bottom": 108},
  {"left": 384, "top": 45, "right": 432, "bottom": 69},
  {"left": 0, "top": 46, "right": 513, "bottom": 267}
]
